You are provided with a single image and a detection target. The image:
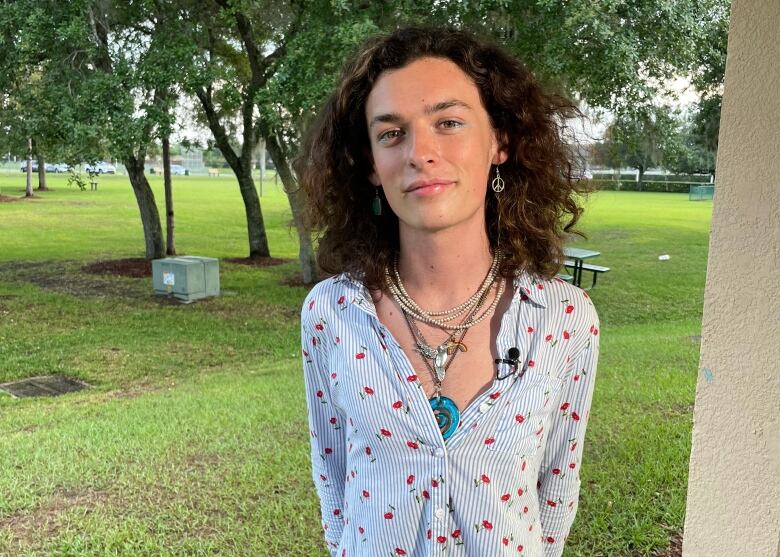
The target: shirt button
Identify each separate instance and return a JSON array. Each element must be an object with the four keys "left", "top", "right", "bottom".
[
  {"left": 479, "top": 402, "right": 490, "bottom": 413},
  {"left": 434, "top": 448, "right": 445, "bottom": 458},
  {"left": 435, "top": 507, "right": 446, "bottom": 520}
]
